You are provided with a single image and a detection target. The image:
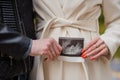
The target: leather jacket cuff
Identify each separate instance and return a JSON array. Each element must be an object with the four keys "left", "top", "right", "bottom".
[{"left": 23, "top": 39, "right": 32, "bottom": 59}]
